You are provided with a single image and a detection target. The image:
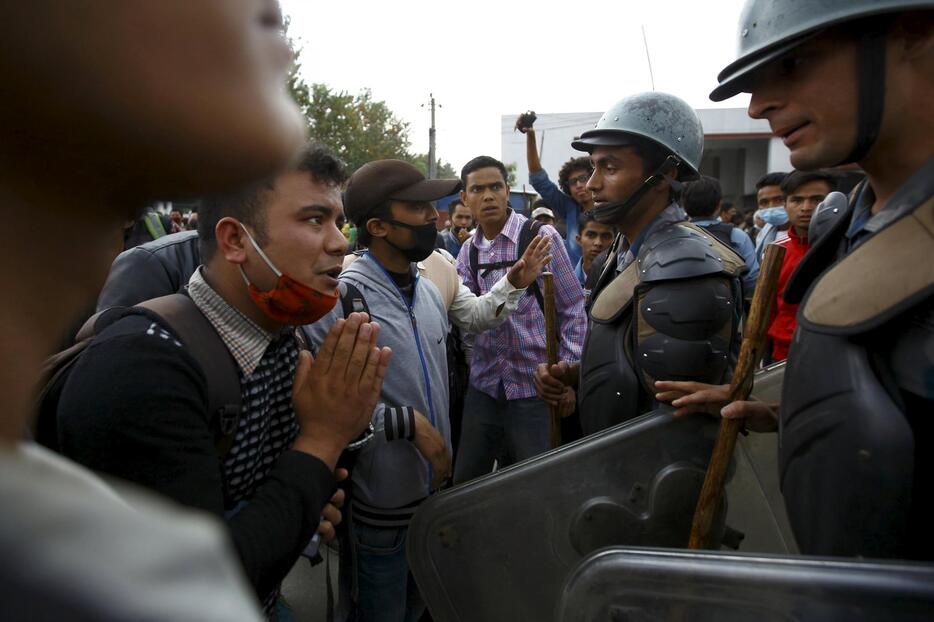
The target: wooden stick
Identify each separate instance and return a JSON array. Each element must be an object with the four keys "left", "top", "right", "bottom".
[
  {"left": 687, "top": 243, "right": 787, "bottom": 550},
  {"left": 542, "top": 272, "right": 561, "bottom": 448}
]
